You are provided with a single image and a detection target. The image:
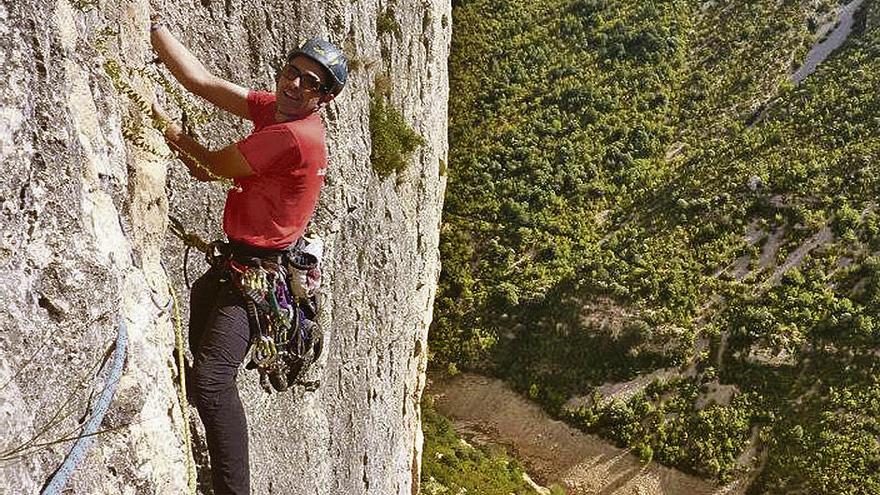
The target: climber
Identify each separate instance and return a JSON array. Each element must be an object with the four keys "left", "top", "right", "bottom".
[{"left": 148, "top": 11, "right": 347, "bottom": 495}]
